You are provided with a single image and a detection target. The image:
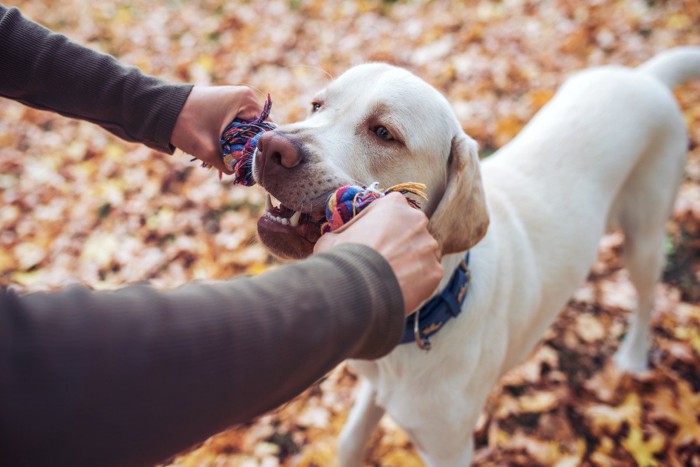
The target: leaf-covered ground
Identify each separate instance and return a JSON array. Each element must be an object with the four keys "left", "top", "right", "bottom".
[{"left": 2, "top": 0, "right": 699, "bottom": 465}]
